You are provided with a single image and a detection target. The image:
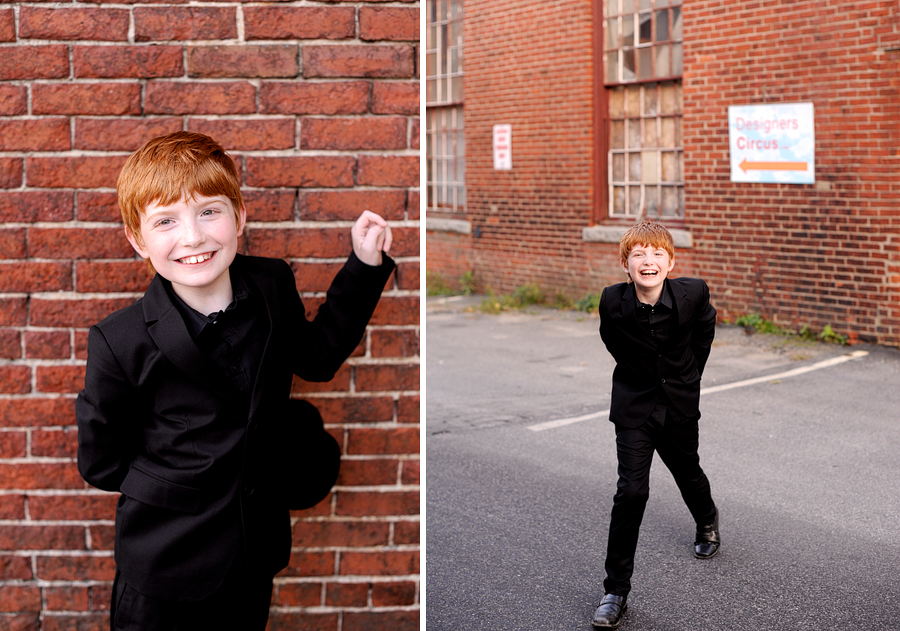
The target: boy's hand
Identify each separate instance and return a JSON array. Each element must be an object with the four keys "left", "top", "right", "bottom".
[{"left": 351, "top": 211, "right": 392, "bottom": 266}]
